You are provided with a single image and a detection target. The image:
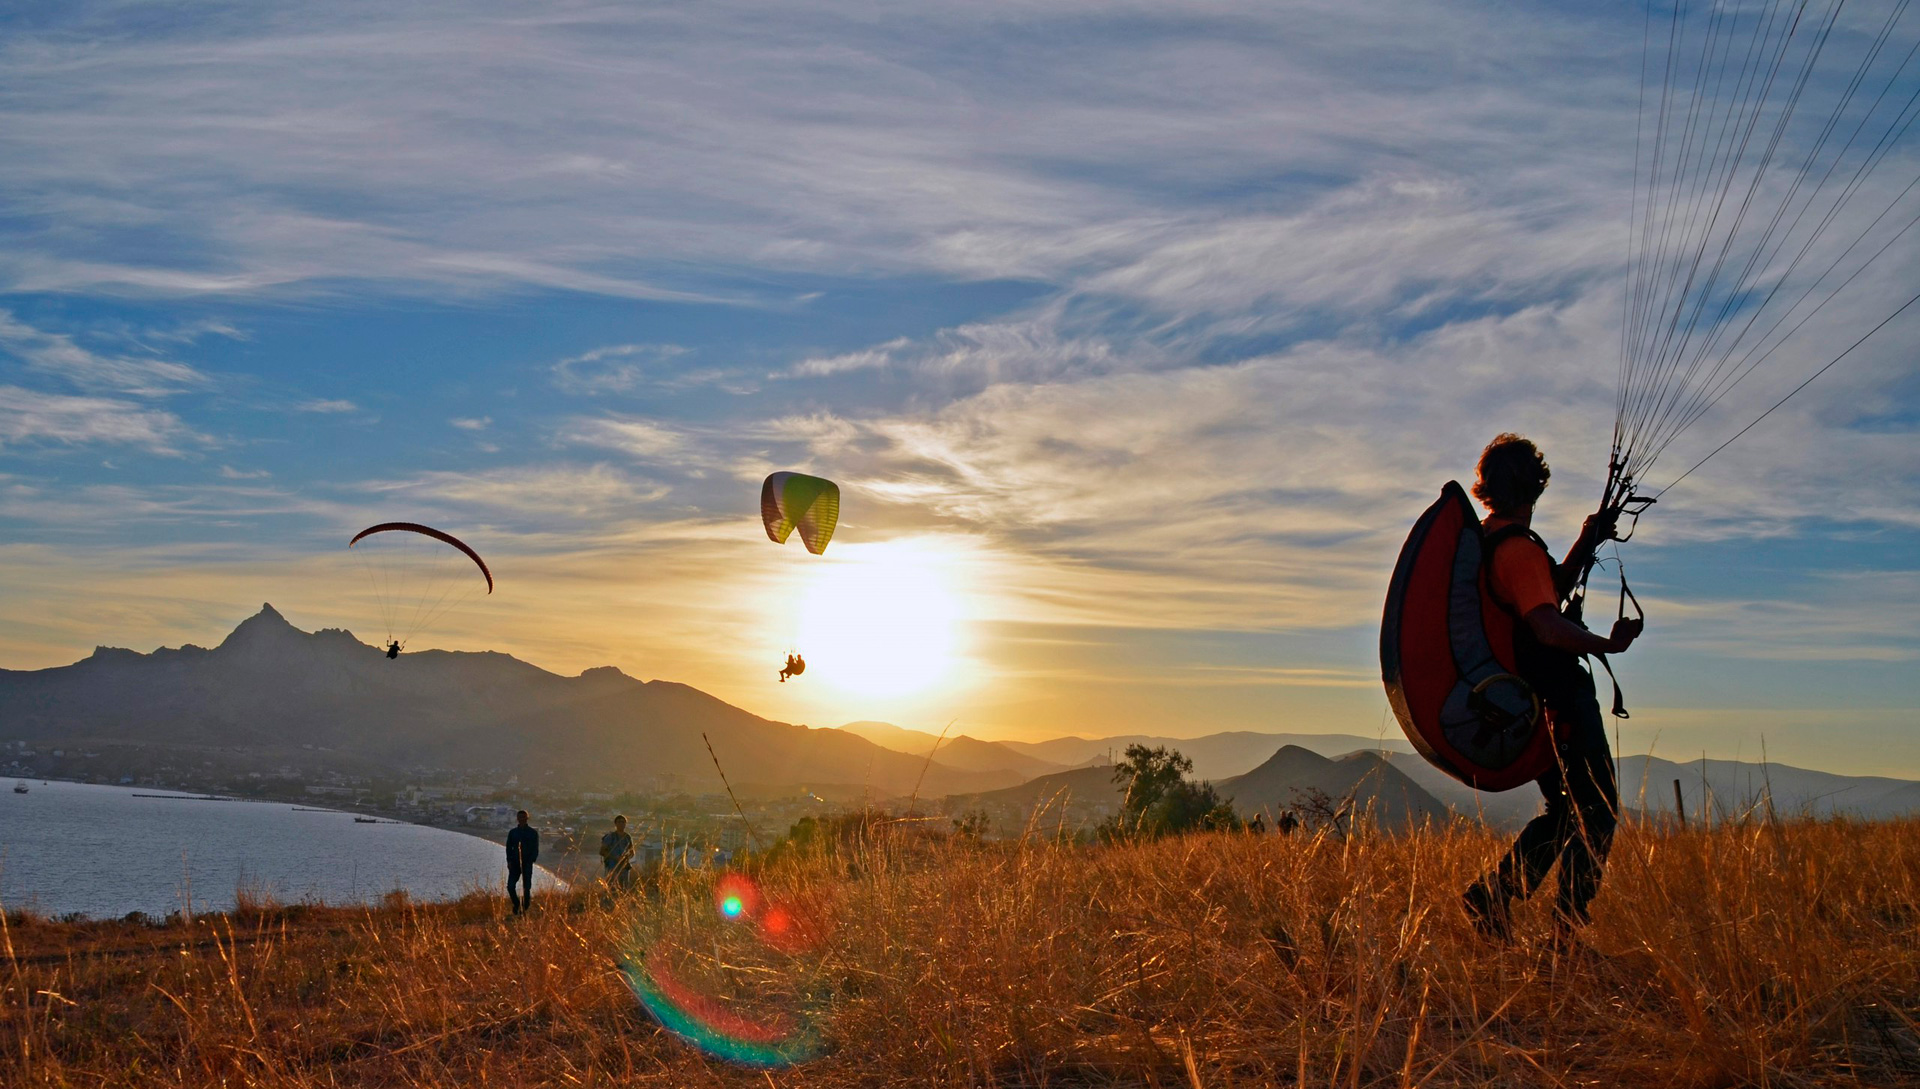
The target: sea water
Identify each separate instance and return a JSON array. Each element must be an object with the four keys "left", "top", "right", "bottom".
[{"left": 0, "top": 779, "right": 564, "bottom": 919}]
